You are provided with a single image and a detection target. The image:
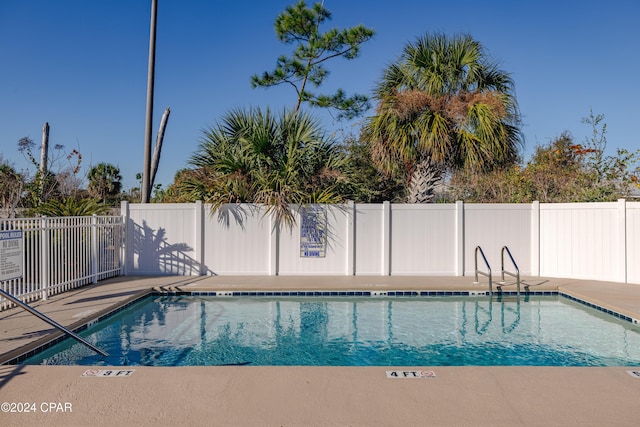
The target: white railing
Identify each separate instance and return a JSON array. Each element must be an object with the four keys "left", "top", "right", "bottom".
[{"left": 0, "top": 215, "right": 123, "bottom": 311}]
